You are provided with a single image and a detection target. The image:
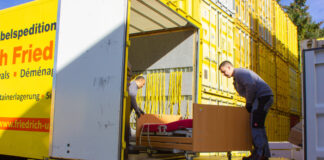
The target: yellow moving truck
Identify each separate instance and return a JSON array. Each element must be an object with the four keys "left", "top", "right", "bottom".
[
  {"left": 1, "top": 0, "right": 200, "bottom": 159},
  {"left": 0, "top": 0, "right": 300, "bottom": 160}
]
